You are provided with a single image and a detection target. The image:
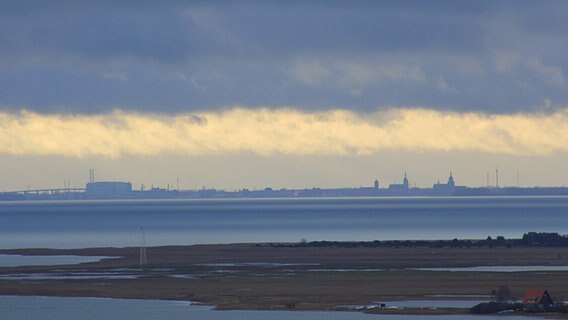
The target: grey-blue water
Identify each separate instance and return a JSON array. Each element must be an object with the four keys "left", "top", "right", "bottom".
[
  {"left": 0, "top": 296, "right": 539, "bottom": 320},
  {"left": 414, "top": 266, "right": 568, "bottom": 272},
  {"left": 345, "top": 300, "right": 489, "bottom": 309},
  {"left": 0, "top": 254, "right": 113, "bottom": 267},
  {"left": 1, "top": 197, "right": 567, "bottom": 249}
]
